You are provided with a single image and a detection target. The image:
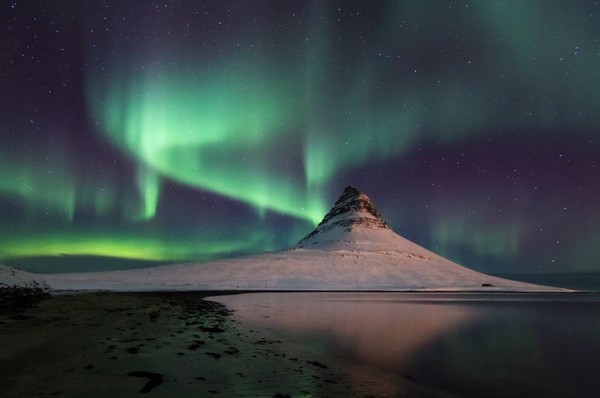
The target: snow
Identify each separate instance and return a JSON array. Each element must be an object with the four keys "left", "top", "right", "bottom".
[
  {"left": 42, "top": 227, "right": 571, "bottom": 292},
  {"left": 28, "top": 187, "right": 576, "bottom": 293},
  {"left": 0, "top": 264, "right": 49, "bottom": 290}
]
